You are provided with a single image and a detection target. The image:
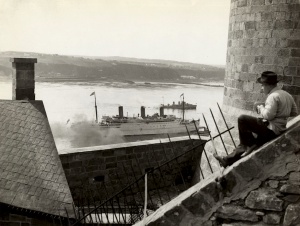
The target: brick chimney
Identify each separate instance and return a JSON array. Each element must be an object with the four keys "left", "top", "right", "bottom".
[
  {"left": 141, "top": 106, "right": 145, "bottom": 118},
  {"left": 10, "top": 58, "right": 37, "bottom": 100}
]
